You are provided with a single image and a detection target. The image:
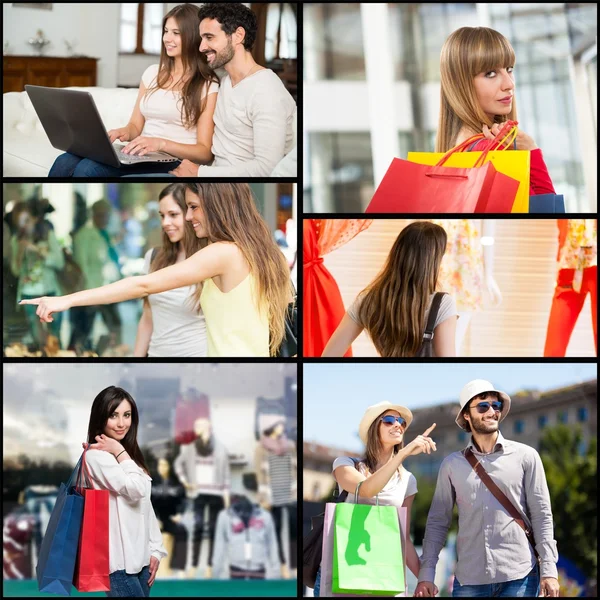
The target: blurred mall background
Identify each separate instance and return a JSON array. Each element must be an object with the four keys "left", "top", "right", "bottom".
[
  {"left": 2, "top": 183, "right": 297, "bottom": 356},
  {"left": 303, "top": 3, "right": 597, "bottom": 213},
  {"left": 3, "top": 363, "right": 297, "bottom": 595}
]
